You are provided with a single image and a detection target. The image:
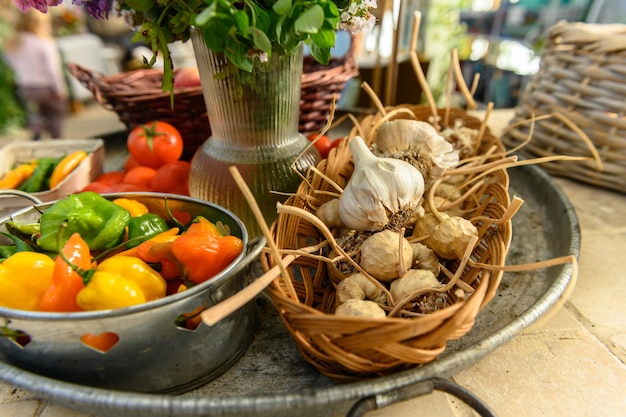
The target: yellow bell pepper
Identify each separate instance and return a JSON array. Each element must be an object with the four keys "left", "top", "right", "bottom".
[
  {"left": 49, "top": 150, "right": 88, "bottom": 189},
  {"left": 76, "top": 255, "right": 167, "bottom": 311},
  {"left": 0, "top": 252, "right": 55, "bottom": 310},
  {"left": 112, "top": 198, "right": 150, "bottom": 217},
  {"left": 0, "top": 162, "right": 36, "bottom": 189}
]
